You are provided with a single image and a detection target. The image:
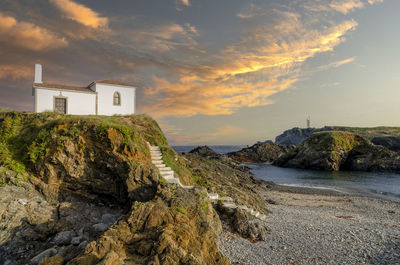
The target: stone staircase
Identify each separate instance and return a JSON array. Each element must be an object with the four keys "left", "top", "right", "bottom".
[
  {"left": 149, "top": 144, "right": 193, "bottom": 189},
  {"left": 147, "top": 143, "right": 266, "bottom": 221}
]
